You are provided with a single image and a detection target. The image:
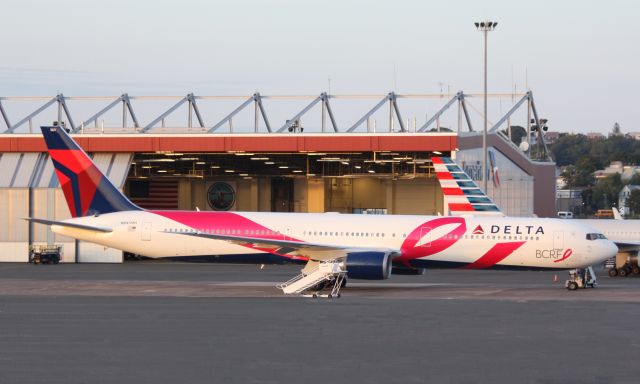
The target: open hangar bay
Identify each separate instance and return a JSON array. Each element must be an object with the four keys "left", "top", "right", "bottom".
[{"left": 0, "top": 262, "right": 639, "bottom": 384}]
